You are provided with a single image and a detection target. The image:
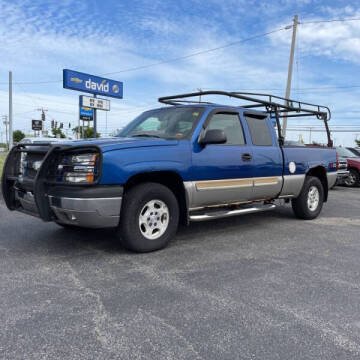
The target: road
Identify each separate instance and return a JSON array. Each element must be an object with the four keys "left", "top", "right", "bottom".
[{"left": 1, "top": 187, "right": 360, "bottom": 359}]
